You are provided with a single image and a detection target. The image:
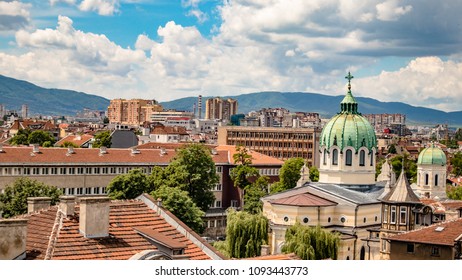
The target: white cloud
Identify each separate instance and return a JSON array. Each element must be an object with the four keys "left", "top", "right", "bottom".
[
  {"left": 49, "top": 0, "right": 120, "bottom": 16},
  {"left": 0, "top": 0, "right": 31, "bottom": 31},
  {"left": 356, "top": 57, "right": 462, "bottom": 112},
  {"left": 376, "top": 0, "right": 412, "bottom": 21}
]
